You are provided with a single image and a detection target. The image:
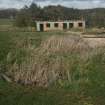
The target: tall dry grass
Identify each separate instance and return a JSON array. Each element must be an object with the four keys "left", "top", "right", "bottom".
[{"left": 6, "top": 35, "right": 96, "bottom": 87}]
